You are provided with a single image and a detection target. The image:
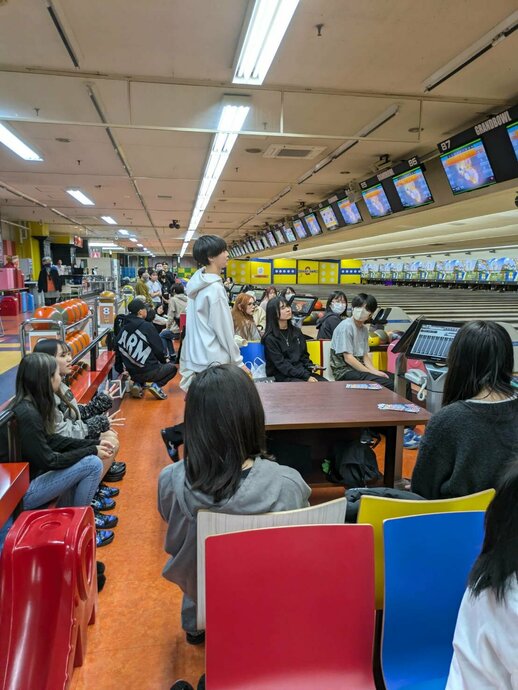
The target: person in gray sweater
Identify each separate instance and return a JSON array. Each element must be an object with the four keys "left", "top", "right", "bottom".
[
  {"left": 411, "top": 321, "right": 518, "bottom": 499},
  {"left": 158, "top": 364, "right": 310, "bottom": 644}
]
